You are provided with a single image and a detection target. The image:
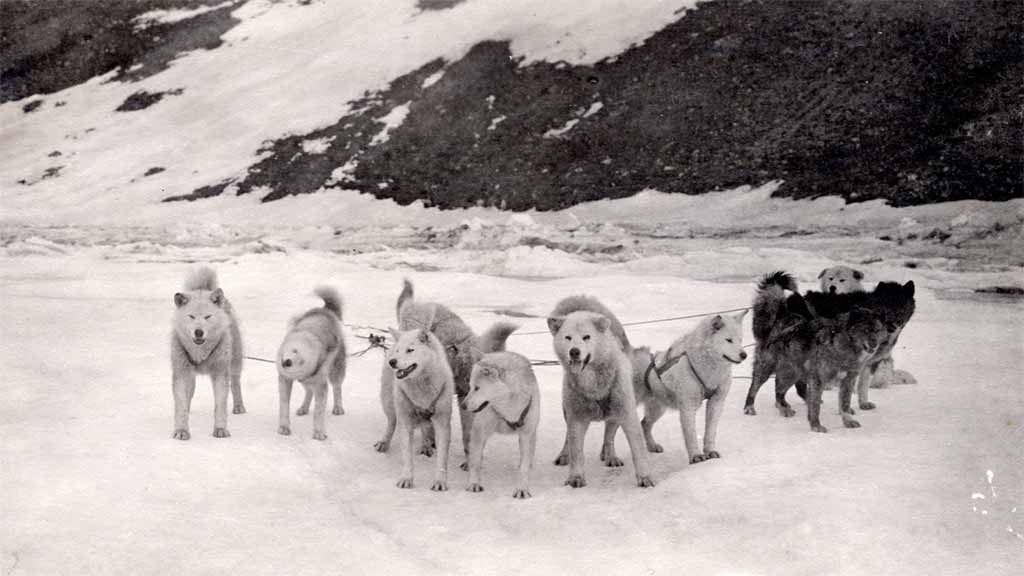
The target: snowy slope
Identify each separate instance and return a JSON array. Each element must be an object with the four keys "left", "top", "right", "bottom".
[{"left": 1, "top": 253, "right": 1021, "bottom": 575}]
